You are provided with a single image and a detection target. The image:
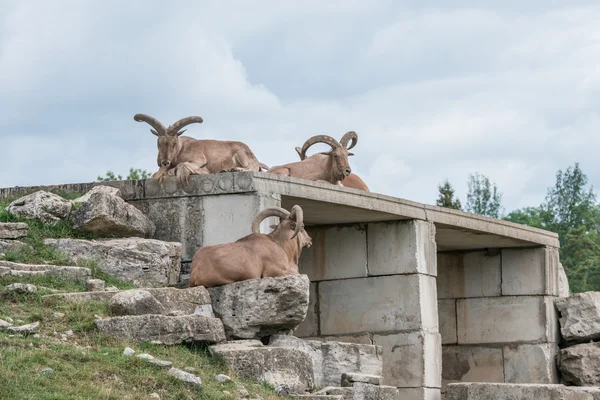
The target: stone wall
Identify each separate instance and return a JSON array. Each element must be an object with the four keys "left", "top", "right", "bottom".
[
  {"left": 294, "top": 220, "right": 442, "bottom": 400},
  {"left": 437, "top": 247, "right": 560, "bottom": 396}
]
